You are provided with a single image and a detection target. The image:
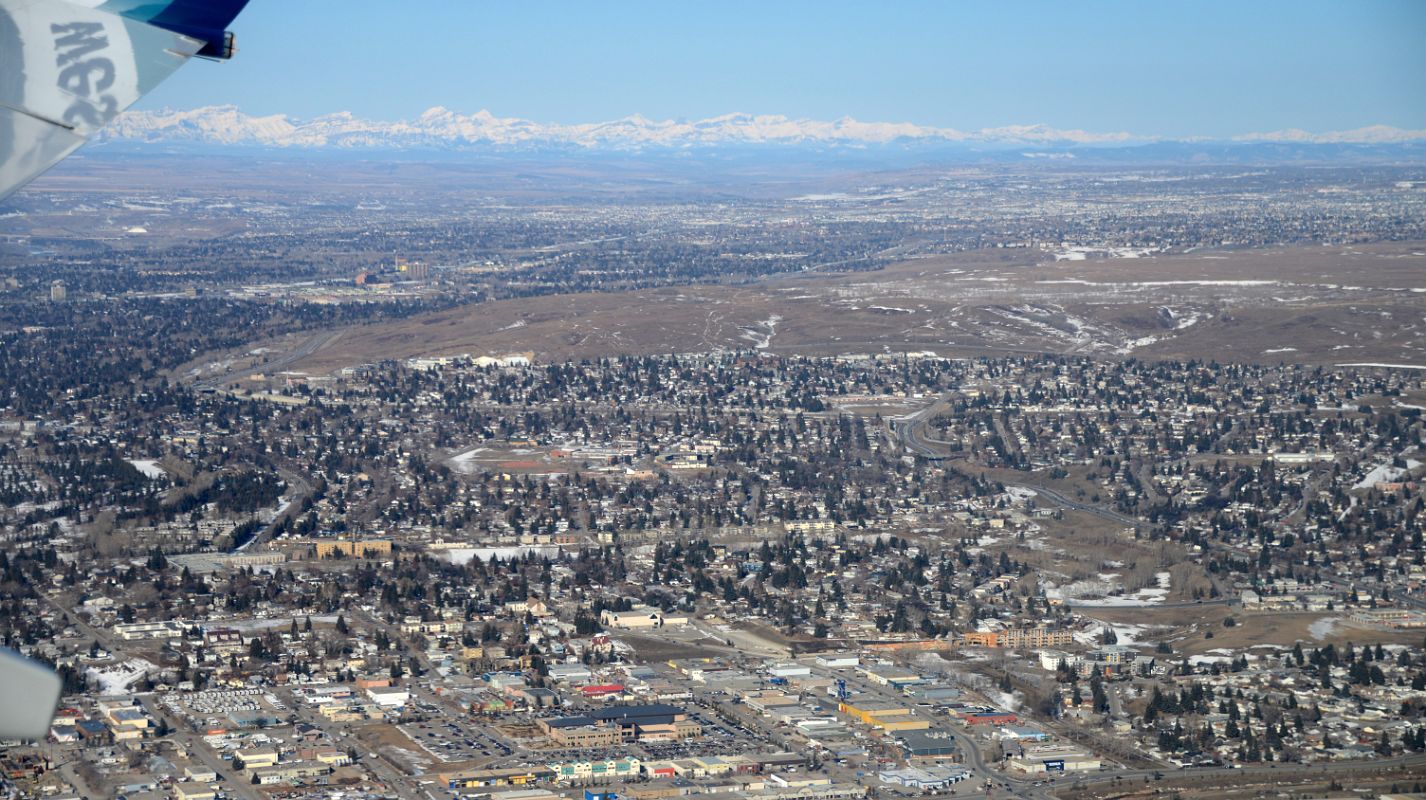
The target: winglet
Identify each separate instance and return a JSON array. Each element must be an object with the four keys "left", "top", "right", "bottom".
[{"left": 102, "top": 0, "right": 252, "bottom": 58}]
